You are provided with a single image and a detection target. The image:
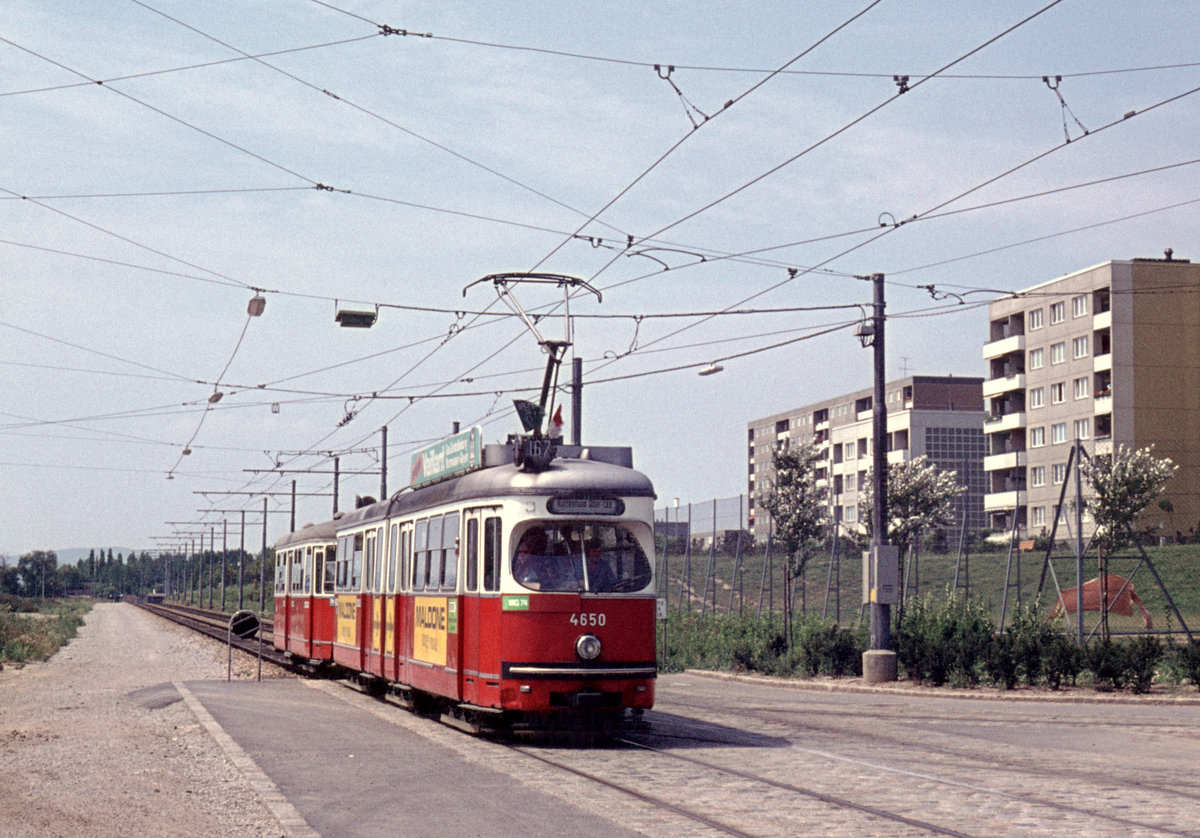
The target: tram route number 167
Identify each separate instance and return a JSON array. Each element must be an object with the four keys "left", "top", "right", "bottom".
[{"left": 570, "top": 612, "right": 606, "bottom": 627}]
